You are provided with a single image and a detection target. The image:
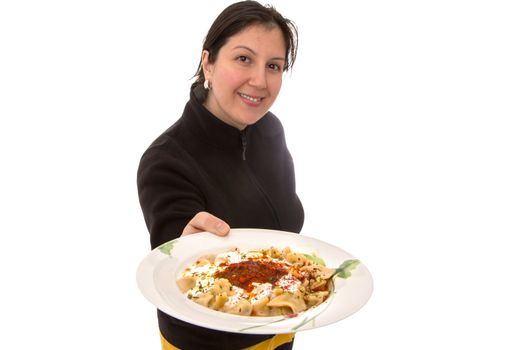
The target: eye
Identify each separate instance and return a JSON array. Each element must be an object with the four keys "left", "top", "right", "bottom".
[
  {"left": 268, "top": 63, "right": 282, "bottom": 72},
  {"left": 237, "top": 55, "right": 250, "bottom": 63}
]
